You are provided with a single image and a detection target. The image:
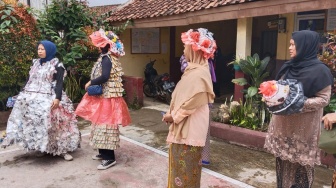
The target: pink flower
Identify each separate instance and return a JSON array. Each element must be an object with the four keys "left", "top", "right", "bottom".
[
  {"left": 258, "top": 80, "right": 277, "bottom": 97},
  {"left": 175, "top": 177, "right": 183, "bottom": 187},
  {"left": 201, "top": 39, "right": 211, "bottom": 48},
  {"left": 189, "top": 32, "right": 200, "bottom": 43}
]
